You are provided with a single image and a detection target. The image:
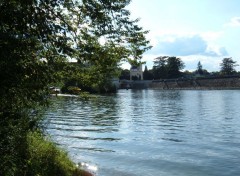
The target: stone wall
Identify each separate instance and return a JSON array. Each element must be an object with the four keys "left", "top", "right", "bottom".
[{"left": 149, "top": 77, "right": 240, "bottom": 89}]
